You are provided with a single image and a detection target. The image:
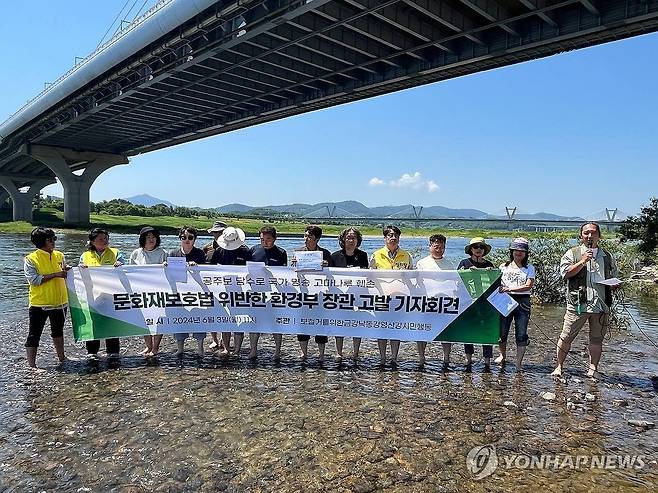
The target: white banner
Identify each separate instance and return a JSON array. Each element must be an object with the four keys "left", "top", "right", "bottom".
[{"left": 67, "top": 265, "right": 502, "bottom": 343}]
